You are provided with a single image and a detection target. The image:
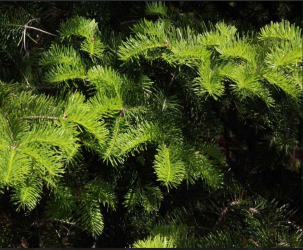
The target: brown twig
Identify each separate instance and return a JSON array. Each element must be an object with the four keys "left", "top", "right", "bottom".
[
  {"left": 213, "top": 199, "right": 240, "bottom": 230},
  {"left": 249, "top": 238, "right": 261, "bottom": 248}
]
